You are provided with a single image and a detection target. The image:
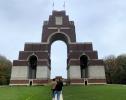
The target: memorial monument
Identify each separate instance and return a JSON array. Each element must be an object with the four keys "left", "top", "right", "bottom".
[{"left": 10, "top": 10, "right": 106, "bottom": 85}]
